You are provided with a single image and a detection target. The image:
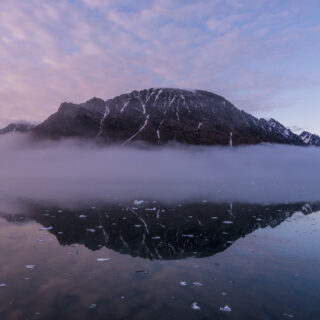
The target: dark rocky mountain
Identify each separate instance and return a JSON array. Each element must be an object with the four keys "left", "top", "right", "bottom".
[
  {"left": 300, "top": 131, "right": 320, "bottom": 146},
  {"left": 0, "top": 121, "right": 35, "bottom": 135},
  {"left": 32, "top": 97, "right": 105, "bottom": 138},
  {"left": 1, "top": 88, "right": 318, "bottom": 146},
  {"left": 1, "top": 201, "right": 319, "bottom": 260}
]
